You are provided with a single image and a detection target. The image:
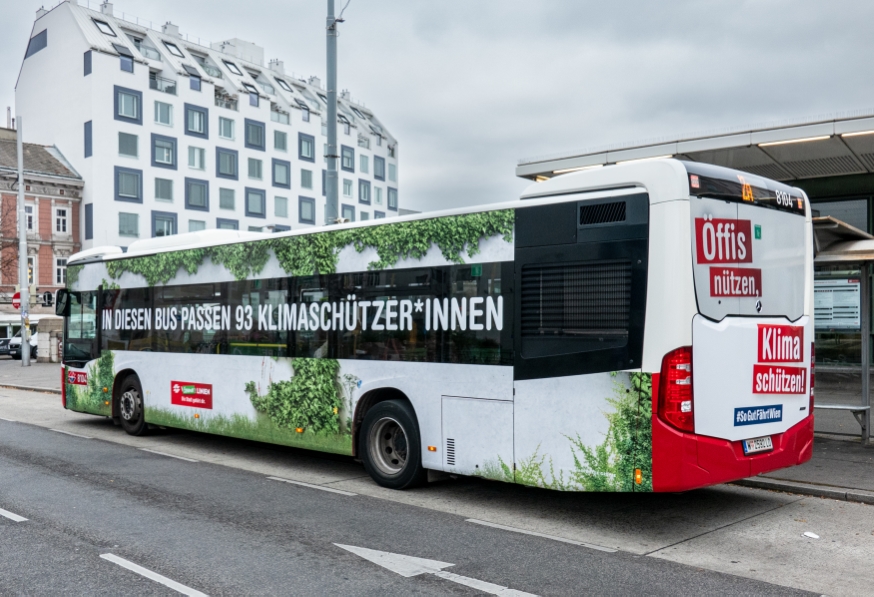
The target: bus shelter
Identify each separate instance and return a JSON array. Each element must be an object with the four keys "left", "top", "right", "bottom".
[{"left": 814, "top": 216, "right": 873, "bottom": 444}]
